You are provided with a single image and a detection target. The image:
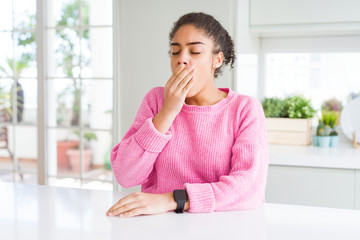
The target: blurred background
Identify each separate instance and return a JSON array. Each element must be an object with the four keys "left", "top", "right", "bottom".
[{"left": 0, "top": 0, "right": 360, "bottom": 210}]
